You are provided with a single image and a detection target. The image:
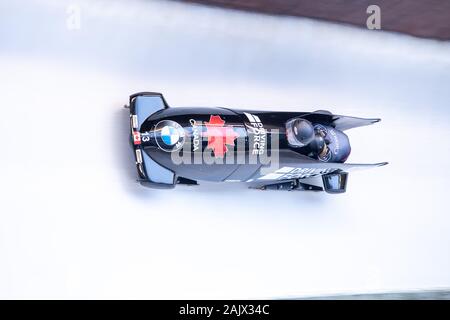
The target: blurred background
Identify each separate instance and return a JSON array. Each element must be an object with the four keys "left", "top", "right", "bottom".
[
  {"left": 0, "top": 0, "right": 449, "bottom": 299},
  {"left": 187, "top": 0, "right": 450, "bottom": 39}
]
